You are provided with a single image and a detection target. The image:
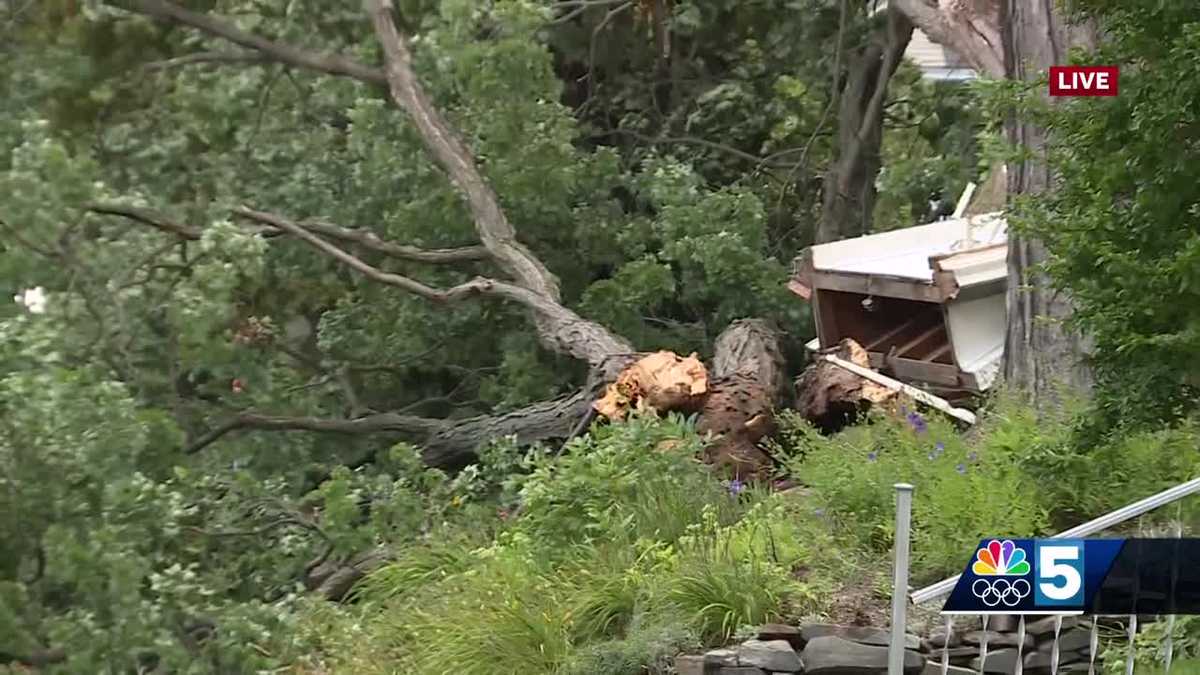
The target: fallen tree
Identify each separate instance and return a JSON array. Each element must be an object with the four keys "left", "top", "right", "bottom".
[{"left": 101, "top": 0, "right": 786, "bottom": 476}]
